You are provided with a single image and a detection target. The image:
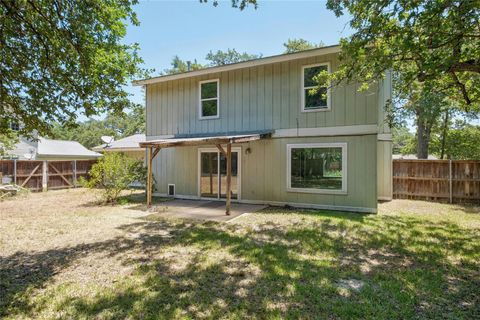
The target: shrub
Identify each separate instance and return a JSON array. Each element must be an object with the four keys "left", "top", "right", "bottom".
[{"left": 81, "top": 152, "right": 147, "bottom": 204}]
